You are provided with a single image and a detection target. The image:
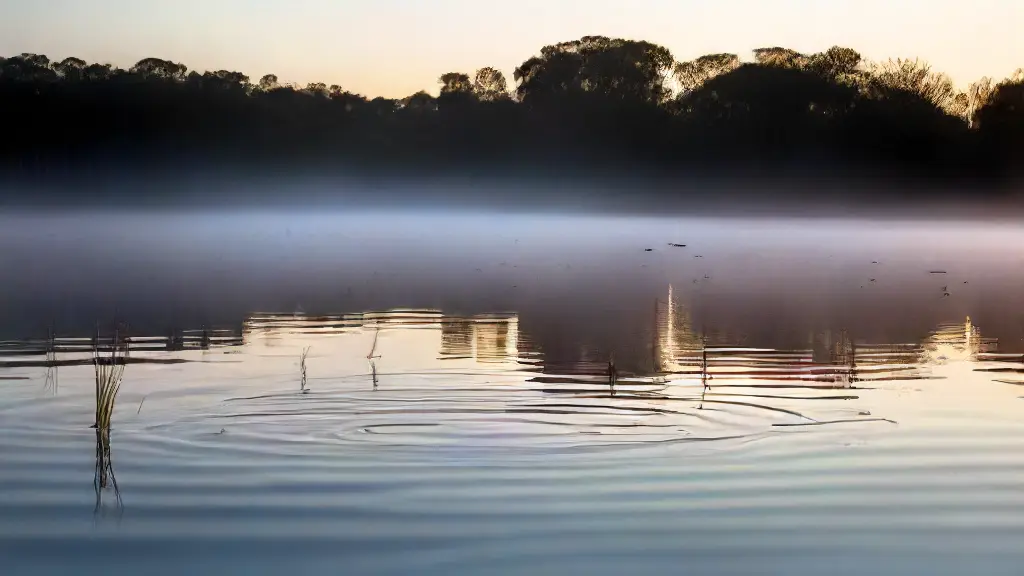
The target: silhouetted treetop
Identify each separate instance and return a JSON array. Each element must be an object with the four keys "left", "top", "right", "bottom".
[
  {"left": 673, "top": 53, "right": 741, "bottom": 94},
  {"left": 752, "top": 47, "right": 808, "bottom": 67},
  {"left": 515, "top": 36, "right": 674, "bottom": 105},
  {"left": 806, "top": 47, "right": 862, "bottom": 80},
  {"left": 473, "top": 67, "right": 509, "bottom": 101},
  {"left": 864, "top": 58, "right": 958, "bottom": 111},
  {"left": 402, "top": 90, "right": 437, "bottom": 112},
  {"left": 130, "top": 58, "right": 188, "bottom": 80},
  {"left": 439, "top": 72, "right": 473, "bottom": 94},
  {"left": 257, "top": 74, "right": 279, "bottom": 91}
]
